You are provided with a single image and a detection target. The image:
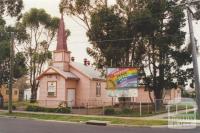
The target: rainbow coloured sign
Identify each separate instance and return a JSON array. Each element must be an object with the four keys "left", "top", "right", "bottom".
[{"left": 106, "top": 68, "right": 138, "bottom": 90}]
